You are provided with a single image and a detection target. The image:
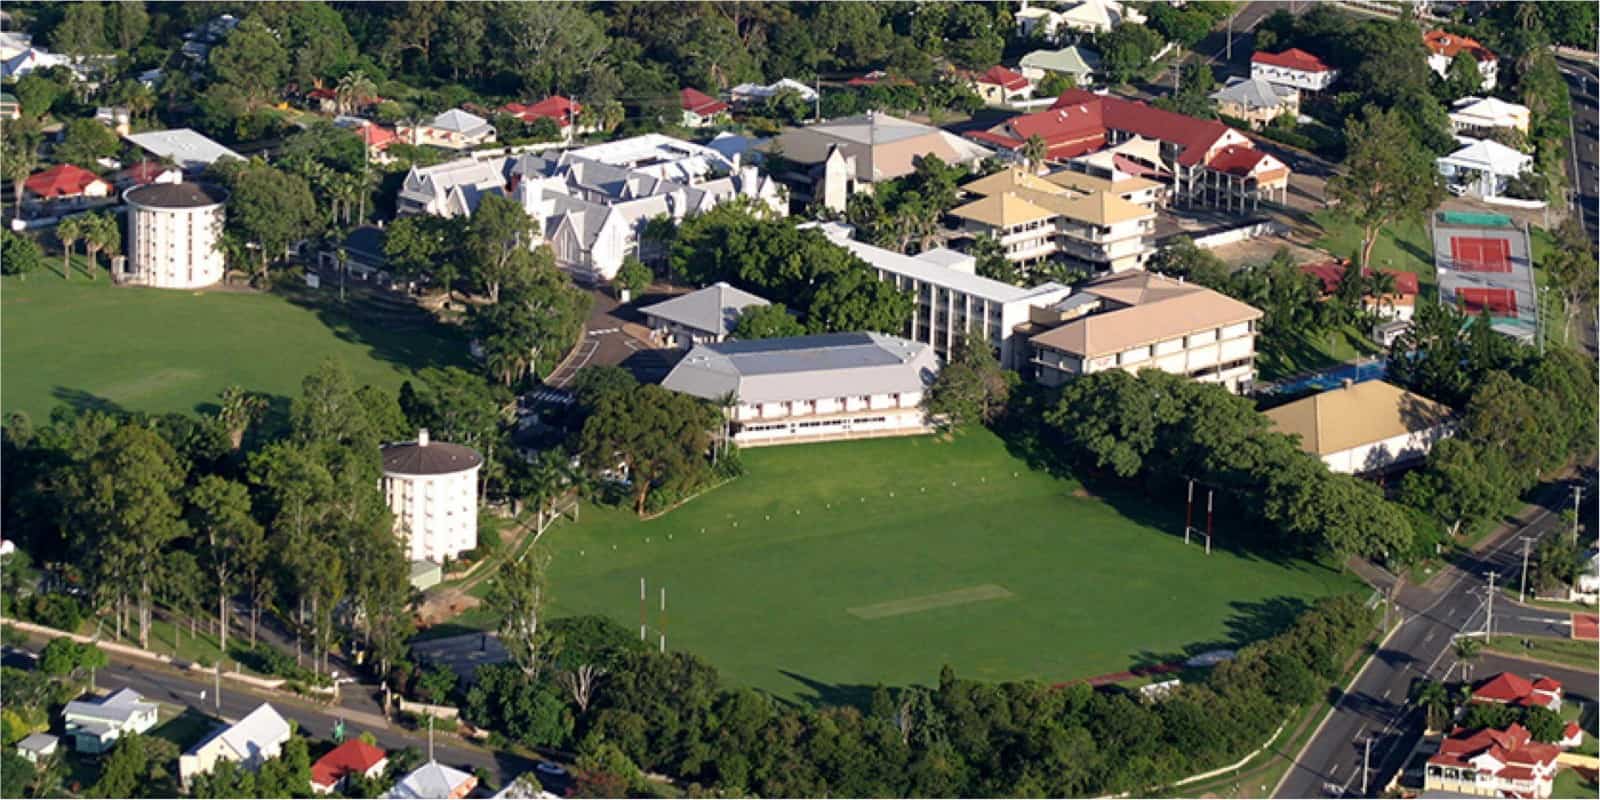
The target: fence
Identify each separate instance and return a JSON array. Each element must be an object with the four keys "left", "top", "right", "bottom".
[
  {"left": 0, "top": 616, "right": 287, "bottom": 690},
  {"left": 397, "top": 698, "right": 460, "bottom": 721},
  {"left": 1191, "top": 220, "right": 1289, "bottom": 250}
]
